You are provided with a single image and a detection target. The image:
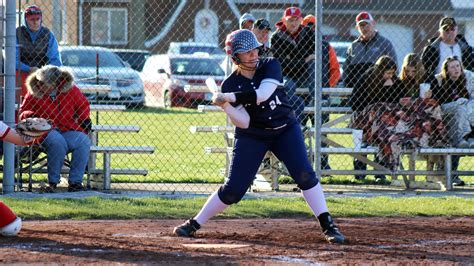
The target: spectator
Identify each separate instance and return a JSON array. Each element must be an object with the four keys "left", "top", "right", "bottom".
[
  {"left": 271, "top": 7, "right": 315, "bottom": 100},
  {"left": 252, "top": 18, "right": 272, "bottom": 57},
  {"left": 239, "top": 13, "right": 255, "bottom": 30},
  {"left": 269, "top": 7, "right": 306, "bottom": 126},
  {"left": 301, "top": 14, "right": 341, "bottom": 88},
  {"left": 301, "top": 14, "right": 316, "bottom": 30},
  {"left": 299, "top": 13, "right": 341, "bottom": 172},
  {"left": 348, "top": 55, "right": 407, "bottom": 182},
  {"left": 399, "top": 53, "right": 426, "bottom": 98},
  {"left": 343, "top": 12, "right": 397, "bottom": 88},
  {"left": 16, "top": 5, "right": 61, "bottom": 98},
  {"left": 429, "top": 56, "right": 474, "bottom": 186},
  {"left": 19, "top": 65, "right": 91, "bottom": 192},
  {"left": 421, "top": 17, "right": 474, "bottom": 84},
  {"left": 432, "top": 56, "right": 474, "bottom": 145}
]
